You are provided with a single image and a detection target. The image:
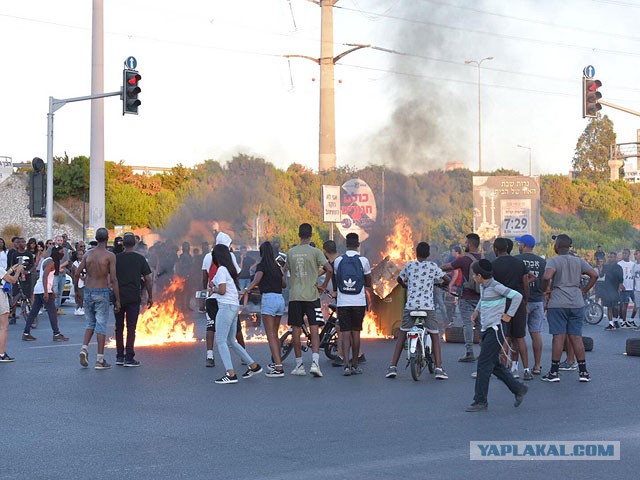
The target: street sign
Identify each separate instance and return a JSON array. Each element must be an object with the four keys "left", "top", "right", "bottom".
[
  {"left": 124, "top": 56, "right": 138, "bottom": 70},
  {"left": 322, "top": 185, "right": 341, "bottom": 223},
  {"left": 583, "top": 65, "right": 595, "bottom": 79}
]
